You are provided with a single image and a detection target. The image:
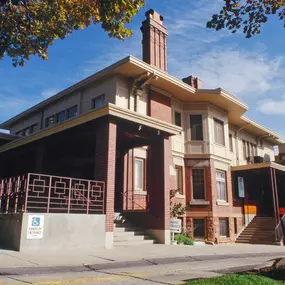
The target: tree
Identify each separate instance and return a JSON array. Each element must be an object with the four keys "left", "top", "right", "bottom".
[
  {"left": 207, "top": 0, "right": 285, "bottom": 38},
  {"left": 0, "top": 0, "right": 144, "bottom": 66}
]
